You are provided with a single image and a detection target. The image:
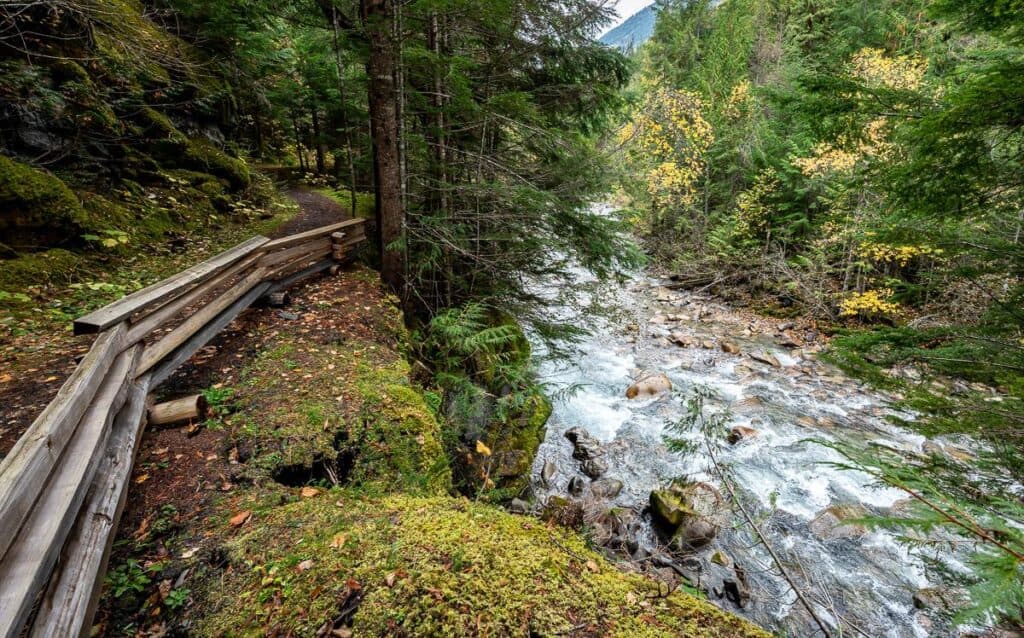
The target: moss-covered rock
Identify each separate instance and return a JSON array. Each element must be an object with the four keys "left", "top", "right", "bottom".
[
  {"left": 196, "top": 494, "right": 769, "bottom": 638},
  {"left": 0, "top": 155, "right": 85, "bottom": 249},
  {"left": 233, "top": 317, "right": 449, "bottom": 494}
]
